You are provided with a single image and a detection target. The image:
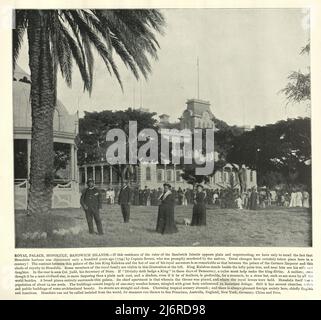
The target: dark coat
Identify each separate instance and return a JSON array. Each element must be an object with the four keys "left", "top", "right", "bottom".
[
  {"left": 156, "top": 192, "right": 177, "bottom": 234},
  {"left": 118, "top": 186, "right": 131, "bottom": 205},
  {"left": 80, "top": 187, "right": 103, "bottom": 234},
  {"left": 143, "top": 189, "right": 150, "bottom": 205},
  {"left": 80, "top": 187, "right": 101, "bottom": 211},
  {"left": 191, "top": 191, "right": 206, "bottom": 226},
  {"left": 139, "top": 190, "right": 144, "bottom": 205},
  {"left": 249, "top": 191, "right": 258, "bottom": 210}
]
